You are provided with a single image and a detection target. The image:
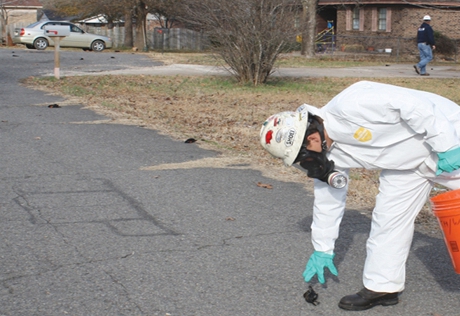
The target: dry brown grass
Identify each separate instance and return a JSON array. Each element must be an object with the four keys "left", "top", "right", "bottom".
[{"left": 22, "top": 62, "right": 460, "bottom": 225}]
